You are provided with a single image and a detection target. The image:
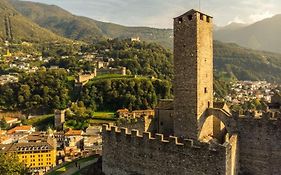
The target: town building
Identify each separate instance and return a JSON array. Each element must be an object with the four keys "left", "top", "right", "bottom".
[
  {"left": 3, "top": 116, "right": 19, "bottom": 126},
  {"left": 64, "top": 129, "right": 84, "bottom": 157},
  {"left": 83, "top": 125, "right": 102, "bottom": 153},
  {"left": 0, "top": 136, "right": 56, "bottom": 174},
  {"left": 7, "top": 125, "right": 35, "bottom": 142}
]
